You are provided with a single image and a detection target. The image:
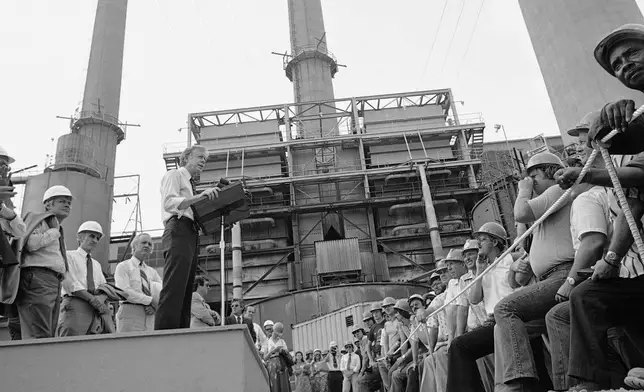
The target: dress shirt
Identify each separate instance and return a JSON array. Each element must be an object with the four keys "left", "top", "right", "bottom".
[
  {"left": 340, "top": 352, "right": 361, "bottom": 373},
  {"left": 0, "top": 209, "right": 26, "bottom": 238},
  {"left": 23, "top": 220, "right": 66, "bottom": 274},
  {"left": 160, "top": 166, "right": 195, "bottom": 224},
  {"left": 114, "top": 256, "right": 162, "bottom": 305},
  {"left": 62, "top": 247, "right": 106, "bottom": 296},
  {"left": 326, "top": 352, "right": 341, "bottom": 371}
]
